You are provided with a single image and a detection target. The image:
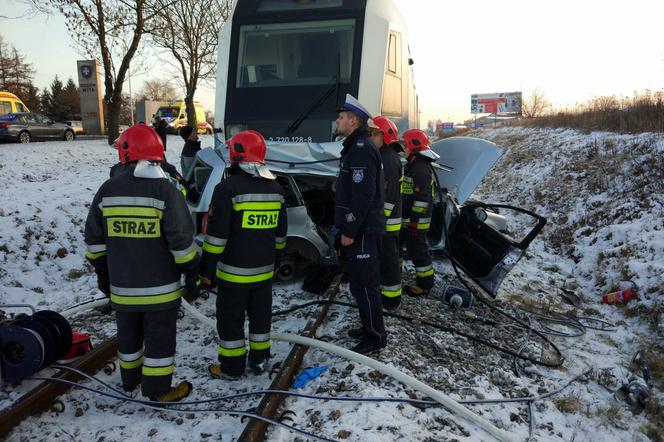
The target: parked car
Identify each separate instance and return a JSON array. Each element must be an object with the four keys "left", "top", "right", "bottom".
[
  {"left": 64, "top": 120, "right": 84, "bottom": 135},
  {"left": 0, "top": 113, "right": 76, "bottom": 143},
  {"left": 184, "top": 136, "right": 546, "bottom": 296}
]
